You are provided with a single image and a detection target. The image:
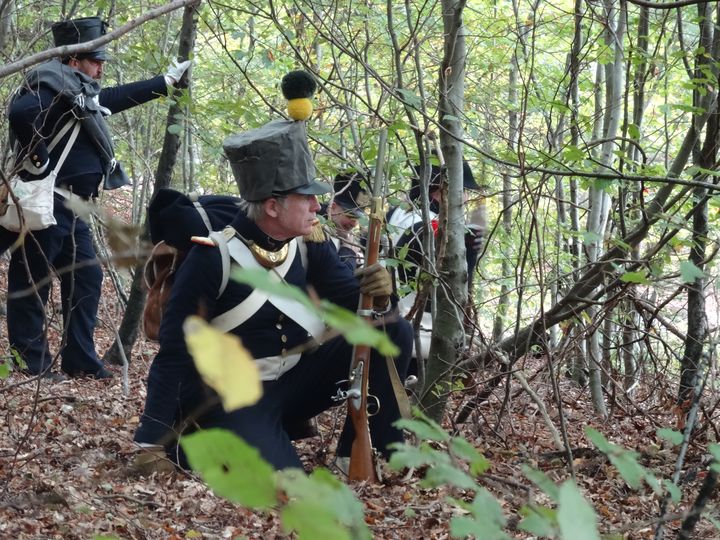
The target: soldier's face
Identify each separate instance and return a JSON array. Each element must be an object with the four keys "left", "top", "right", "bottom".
[
  {"left": 274, "top": 193, "right": 321, "bottom": 237},
  {"left": 329, "top": 202, "right": 359, "bottom": 232},
  {"left": 69, "top": 57, "right": 105, "bottom": 80}
]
